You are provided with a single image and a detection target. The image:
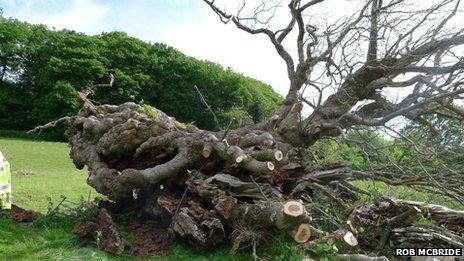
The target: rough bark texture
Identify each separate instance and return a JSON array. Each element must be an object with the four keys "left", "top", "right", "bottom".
[
  {"left": 73, "top": 208, "right": 125, "bottom": 255},
  {"left": 25, "top": 0, "right": 464, "bottom": 258},
  {"left": 347, "top": 197, "right": 464, "bottom": 251},
  {"left": 34, "top": 97, "right": 462, "bottom": 259}
]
